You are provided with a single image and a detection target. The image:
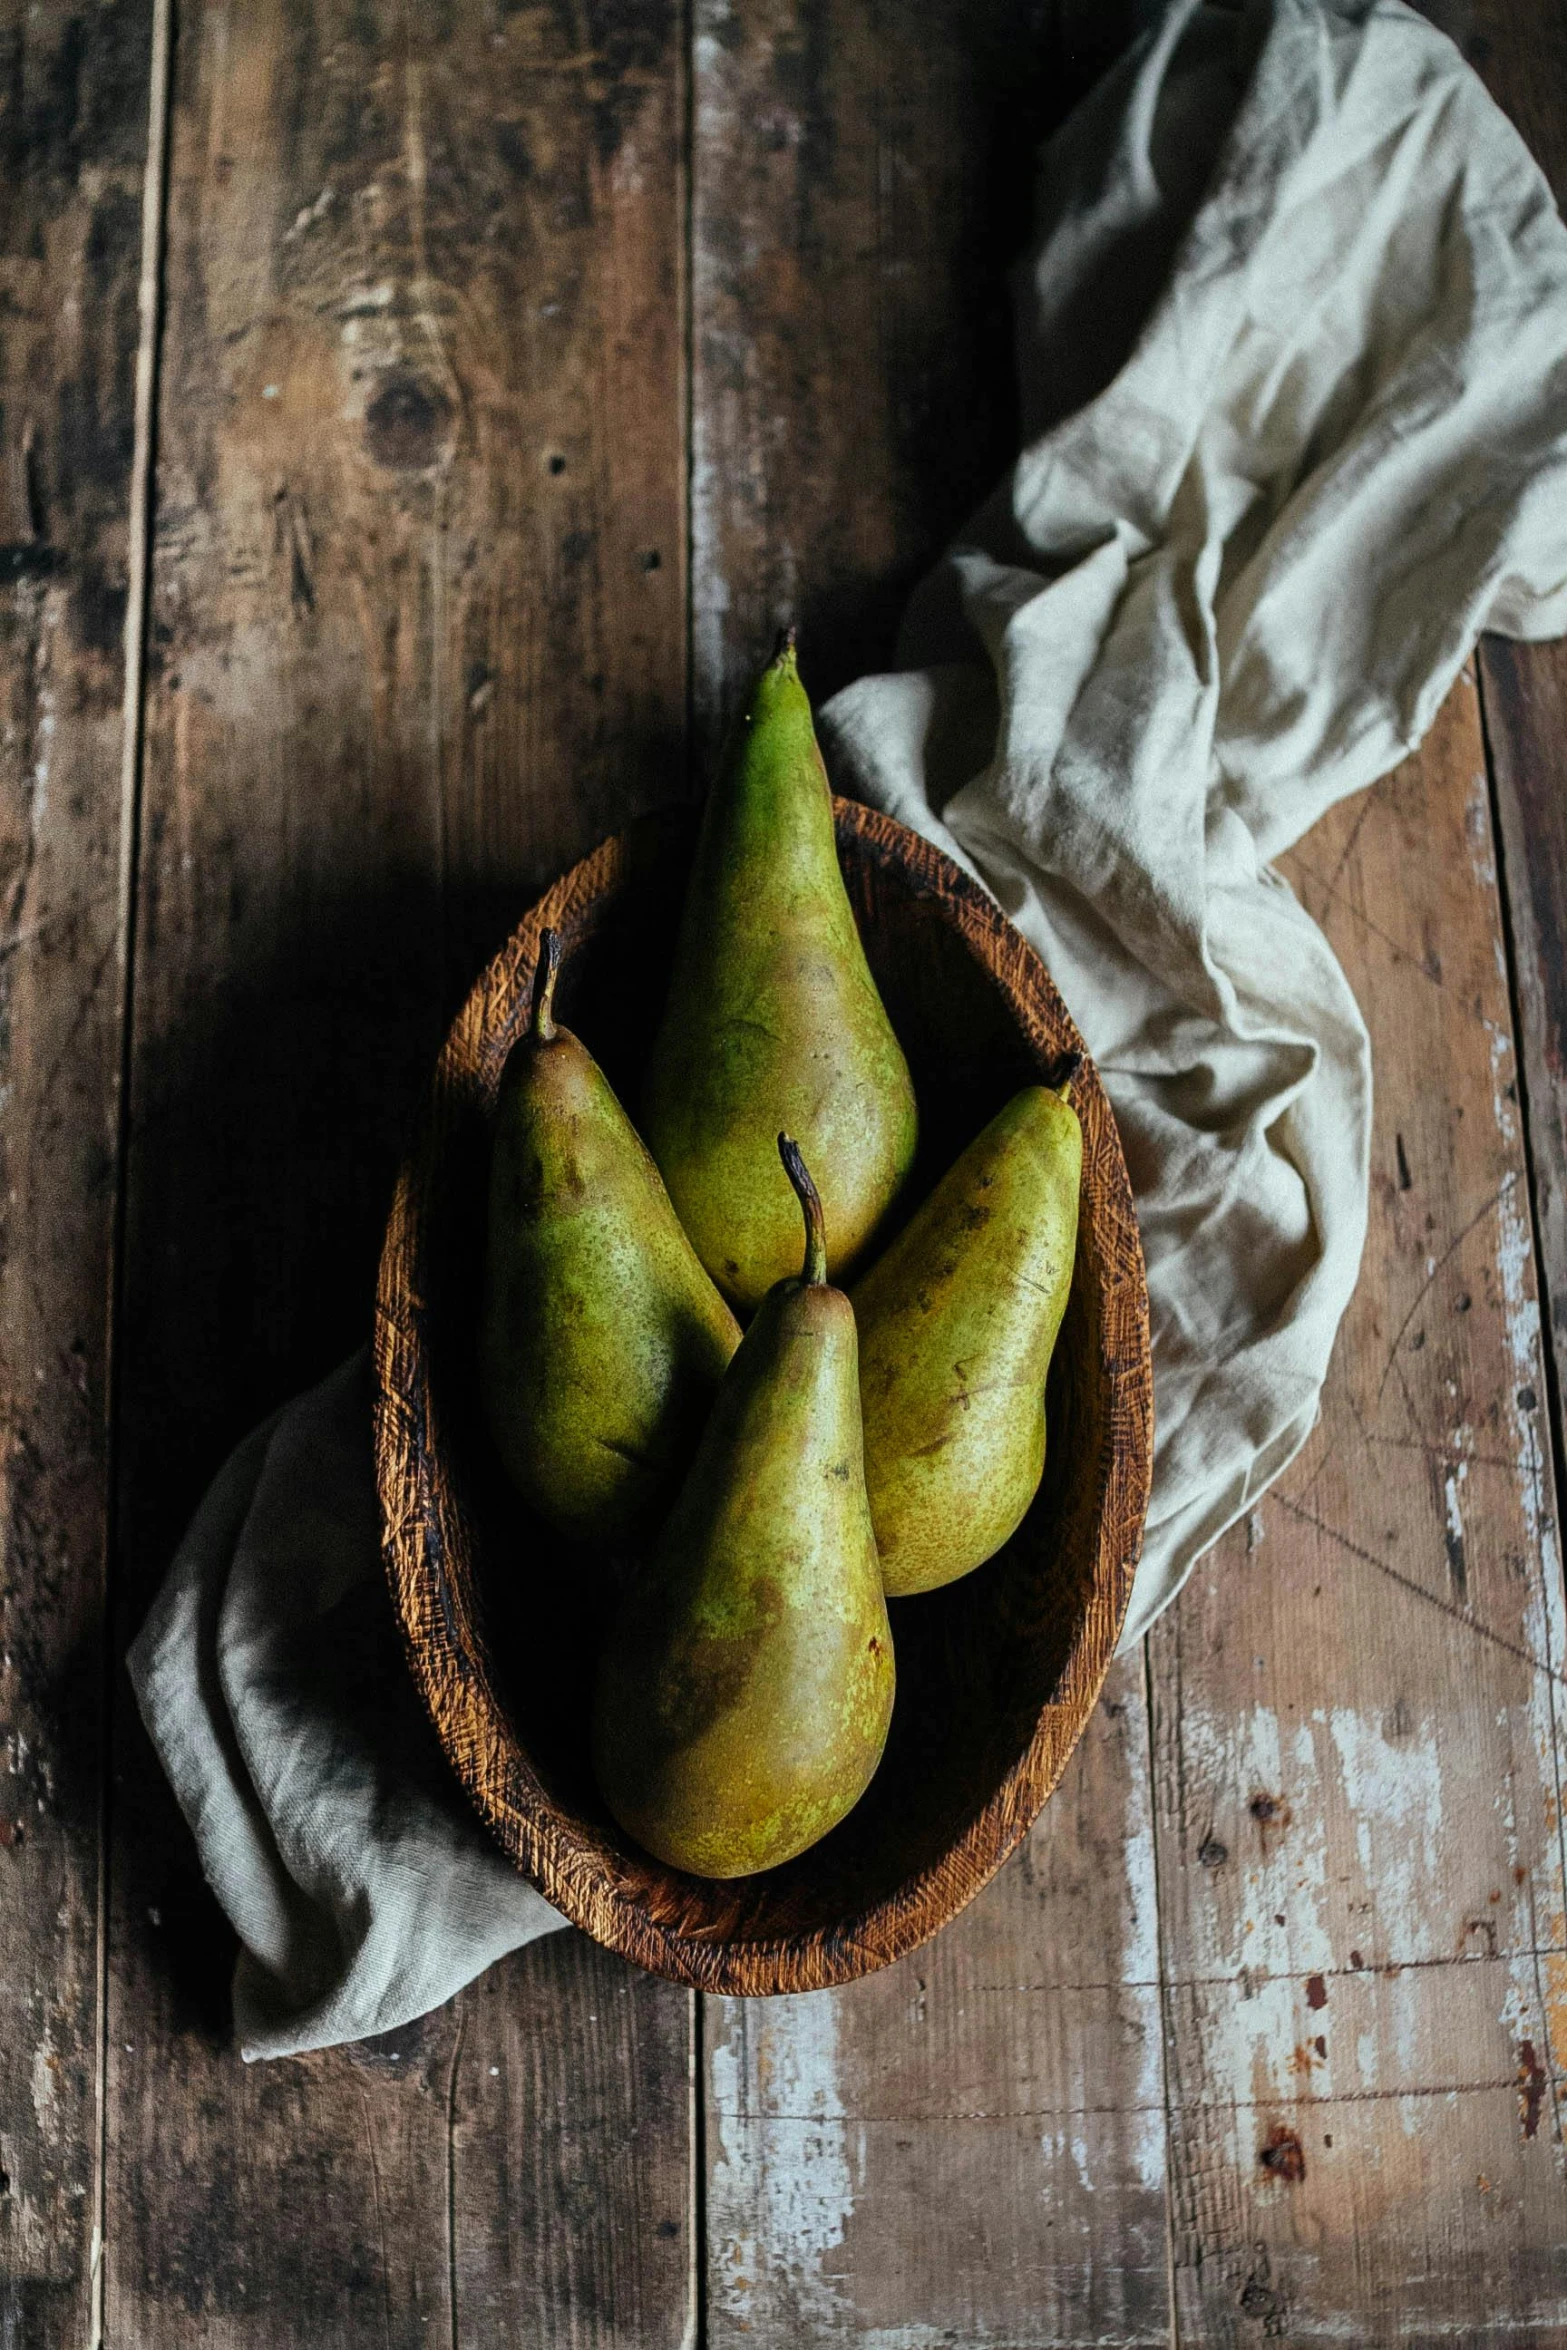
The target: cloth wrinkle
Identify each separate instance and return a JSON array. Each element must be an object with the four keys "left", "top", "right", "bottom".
[{"left": 130, "top": 0, "right": 1567, "bottom": 2057}]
